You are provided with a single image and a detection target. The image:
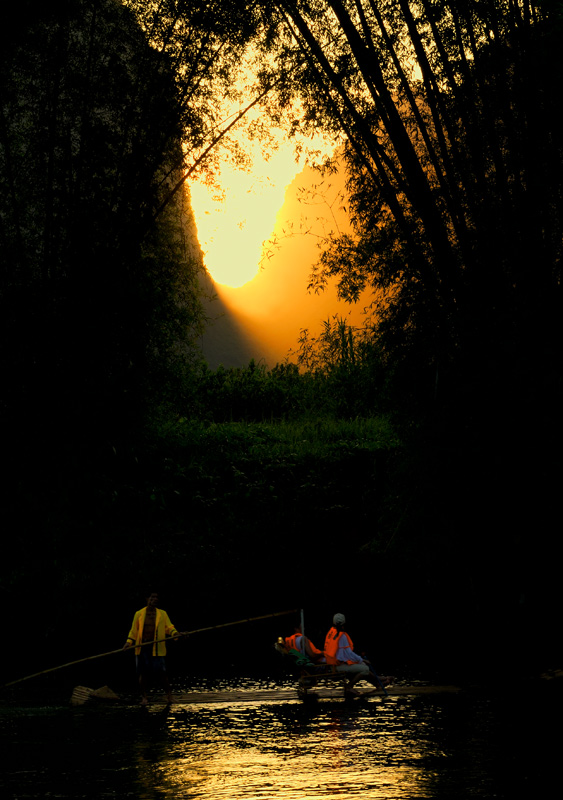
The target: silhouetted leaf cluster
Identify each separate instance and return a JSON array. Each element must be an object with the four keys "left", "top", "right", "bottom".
[{"left": 259, "top": 1, "right": 563, "bottom": 439}]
